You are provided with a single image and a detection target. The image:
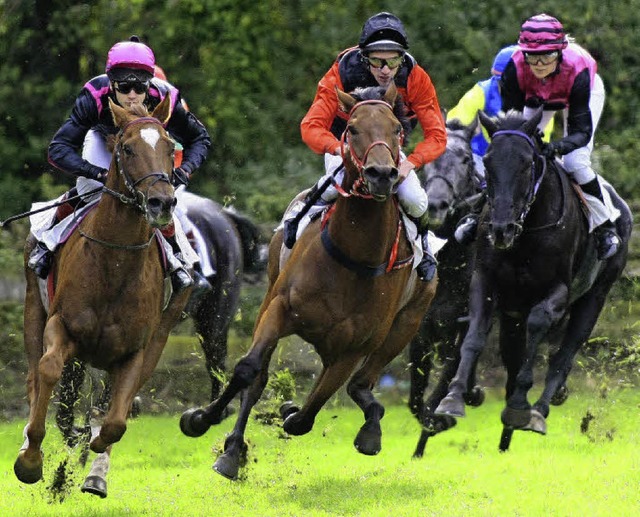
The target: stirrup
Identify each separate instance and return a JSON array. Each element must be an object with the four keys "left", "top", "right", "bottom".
[
  {"left": 28, "top": 242, "right": 53, "bottom": 279},
  {"left": 171, "top": 267, "right": 194, "bottom": 293},
  {"left": 595, "top": 227, "right": 620, "bottom": 260},
  {"left": 454, "top": 215, "right": 478, "bottom": 245}
]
